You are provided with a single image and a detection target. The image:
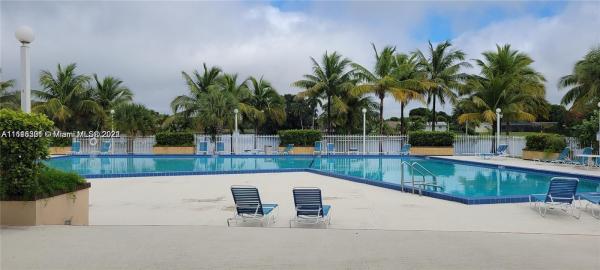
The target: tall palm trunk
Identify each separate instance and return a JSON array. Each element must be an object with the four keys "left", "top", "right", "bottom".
[
  {"left": 431, "top": 95, "right": 437, "bottom": 131},
  {"left": 379, "top": 95, "right": 384, "bottom": 153},
  {"left": 400, "top": 102, "right": 405, "bottom": 135}
]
